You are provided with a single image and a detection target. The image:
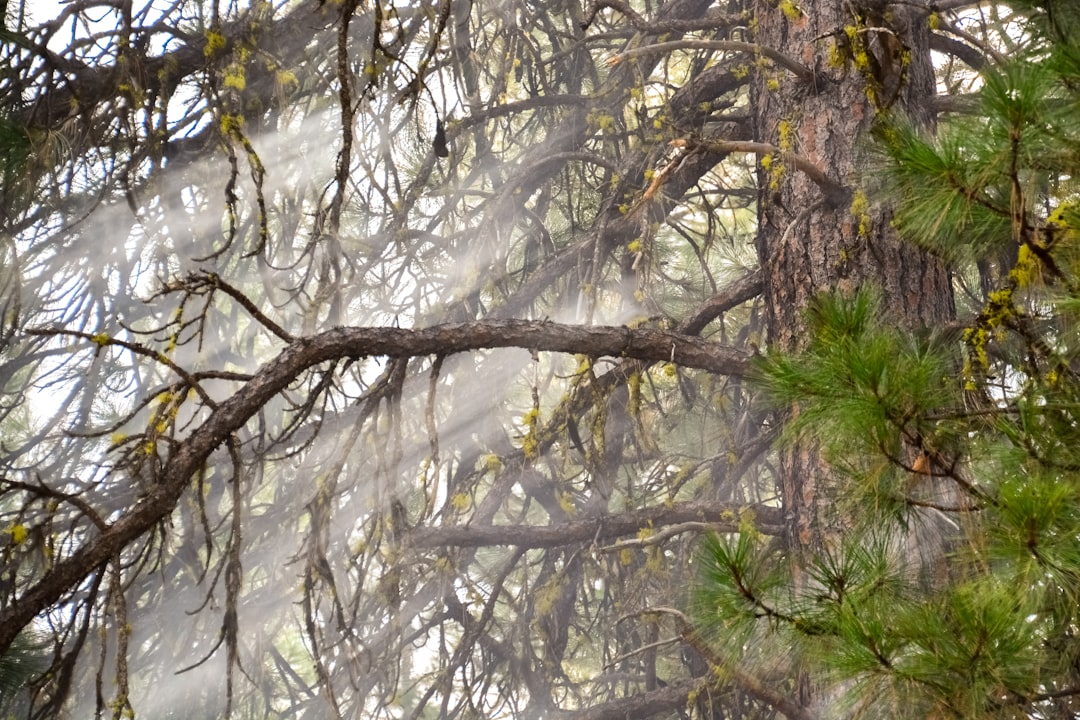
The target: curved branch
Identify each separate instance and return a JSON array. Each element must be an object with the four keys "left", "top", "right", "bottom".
[
  {"left": 0, "top": 319, "right": 747, "bottom": 655},
  {"left": 679, "top": 270, "right": 762, "bottom": 335},
  {"left": 311, "top": 320, "right": 750, "bottom": 375},
  {"left": 700, "top": 140, "right": 849, "bottom": 204},
  {"left": 928, "top": 33, "right": 993, "bottom": 71},
  {"left": 26, "top": 329, "right": 219, "bottom": 407}
]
